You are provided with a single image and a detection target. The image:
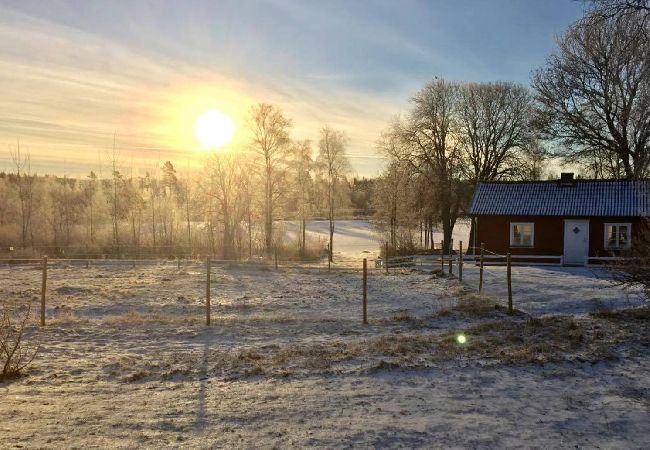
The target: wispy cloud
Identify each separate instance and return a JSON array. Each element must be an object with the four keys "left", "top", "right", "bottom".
[{"left": 0, "top": 0, "right": 583, "bottom": 177}]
